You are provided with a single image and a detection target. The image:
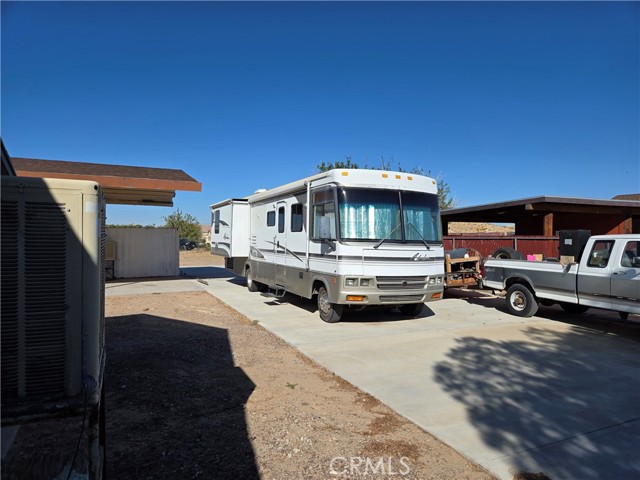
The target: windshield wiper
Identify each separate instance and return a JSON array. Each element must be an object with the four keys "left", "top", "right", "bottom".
[
  {"left": 373, "top": 224, "right": 403, "bottom": 249},
  {"left": 406, "top": 222, "right": 432, "bottom": 251}
]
